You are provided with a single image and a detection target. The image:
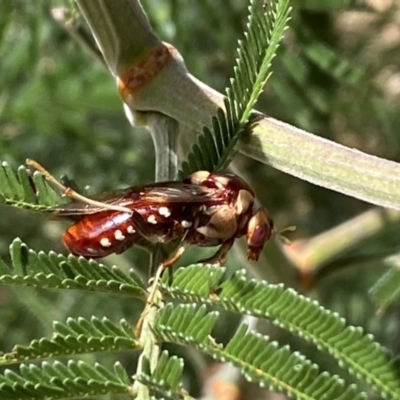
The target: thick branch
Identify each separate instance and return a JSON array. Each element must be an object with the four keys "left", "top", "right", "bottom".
[{"left": 75, "top": 0, "right": 400, "bottom": 210}]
